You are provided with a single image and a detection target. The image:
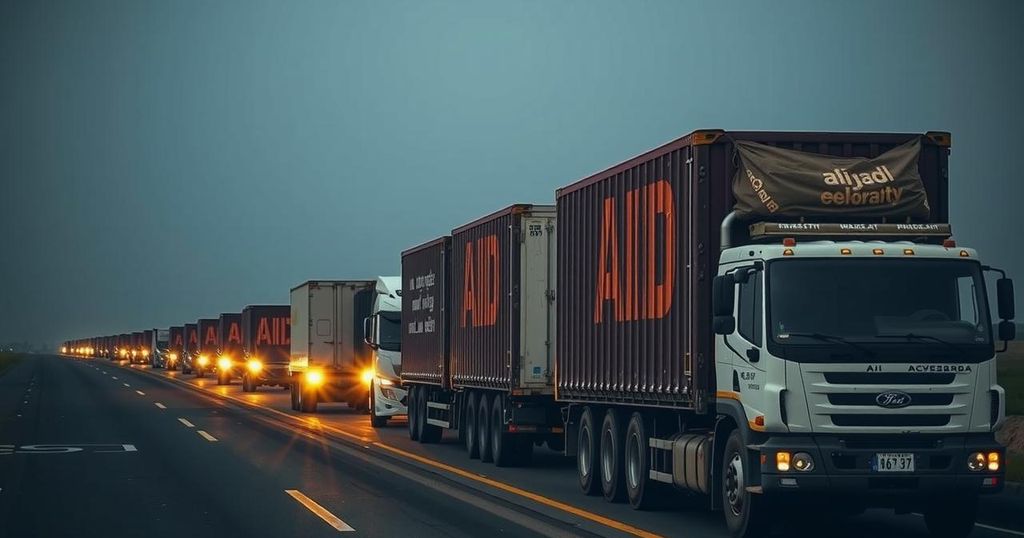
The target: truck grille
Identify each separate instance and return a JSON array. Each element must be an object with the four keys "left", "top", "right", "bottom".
[
  {"left": 831, "top": 414, "right": 951, "bottom": 427},
  {"left": 826, "top": 393, "right": 954, "bottom": 406},
  {"left": 822, "top": 372, "right": 955, "bottom": 385}
]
